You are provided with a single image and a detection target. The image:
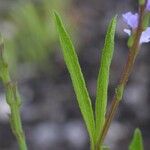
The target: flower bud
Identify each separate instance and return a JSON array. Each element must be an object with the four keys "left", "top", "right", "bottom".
[{"left": 142, "top": 12, "right": 150, "bottom": 29}]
